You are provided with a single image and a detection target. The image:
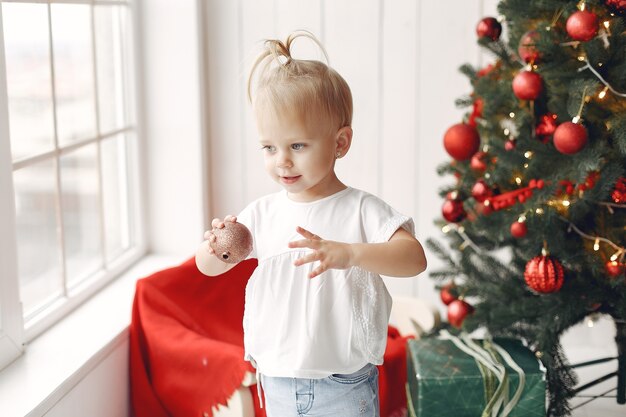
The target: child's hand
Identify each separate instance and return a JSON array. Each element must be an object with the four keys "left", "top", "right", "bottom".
[
  {"left": 204, "top": 215, "right": 237, "bottom": 256},
  {"left": 288, "top": 226, "right": 354, "bottom": 278}
]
